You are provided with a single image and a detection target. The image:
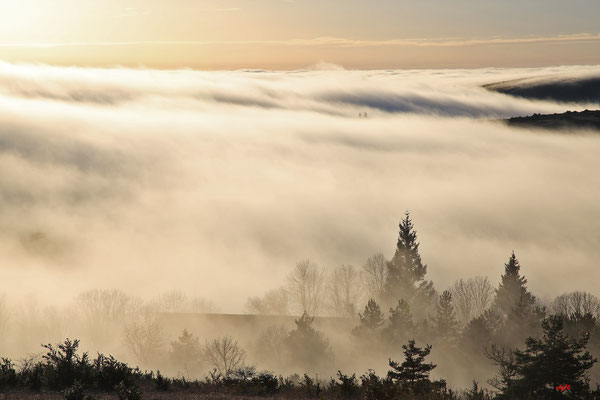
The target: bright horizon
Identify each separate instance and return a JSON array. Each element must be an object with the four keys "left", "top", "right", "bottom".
[{"left": 2, "top": 0, "right": 600, "bottom": 69}]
